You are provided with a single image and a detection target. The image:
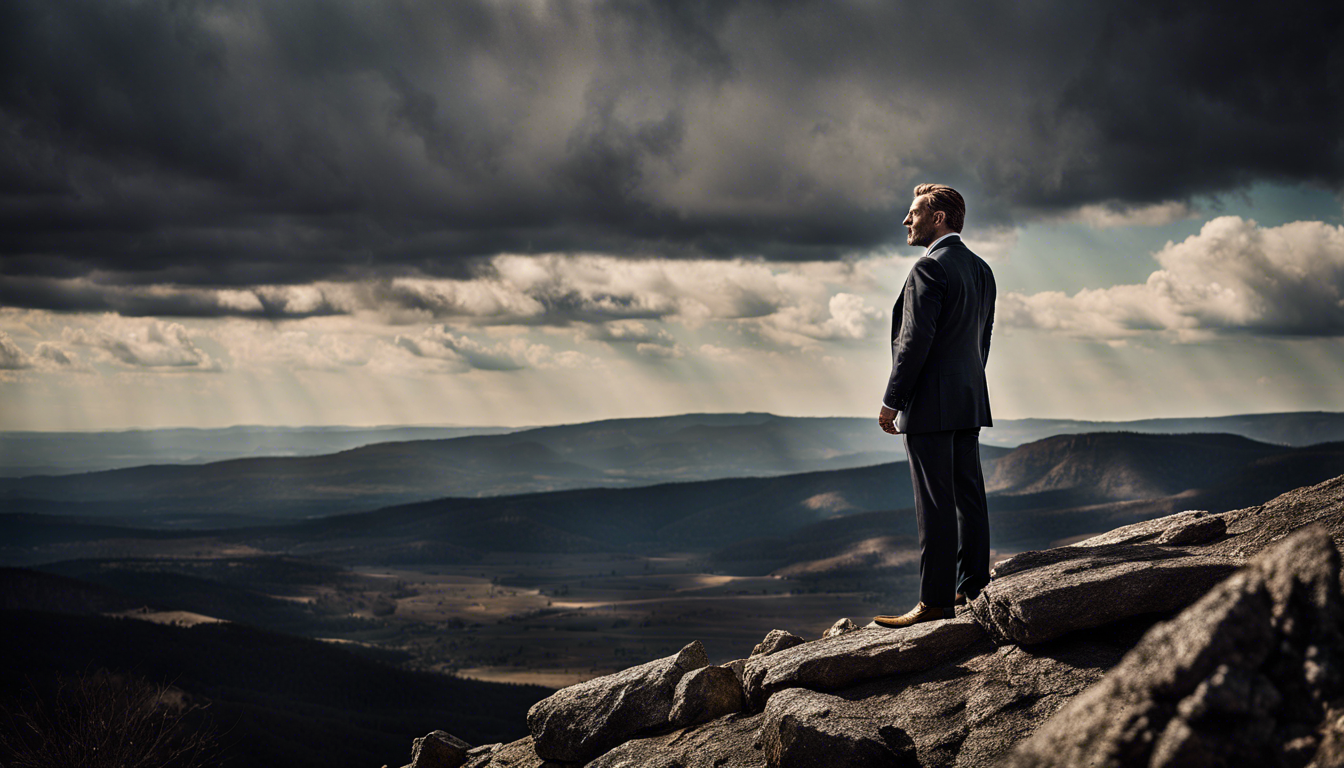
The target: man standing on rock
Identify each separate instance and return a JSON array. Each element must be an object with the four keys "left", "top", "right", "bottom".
[{"left": 874, "top": 184, "right": 996, "bottom": 628}]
